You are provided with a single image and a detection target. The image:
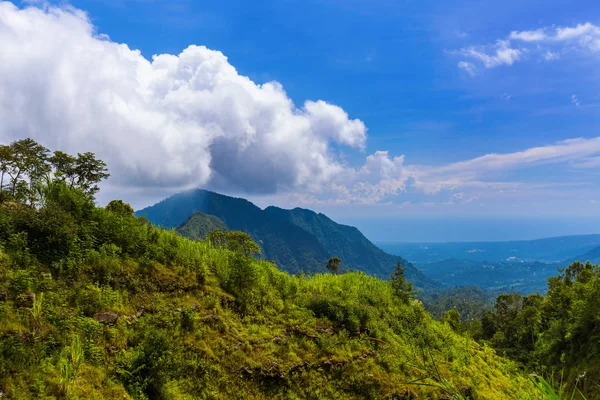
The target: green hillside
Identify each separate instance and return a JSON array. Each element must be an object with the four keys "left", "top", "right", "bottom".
[
  {"left": 0, "top": 139, "right": 538, "bottom": 399},
  {"left": 137, "top": 189, "right": 331, "bottom": 275},
  {"left": 176, "top": 212, "right": 228, "bottom": 240},
  {"left": 264, "top": 206, "right": 418, "bottom": 279},
  {"left": 137, "top": 190, "right": 439, "bottom": 290}
]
